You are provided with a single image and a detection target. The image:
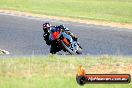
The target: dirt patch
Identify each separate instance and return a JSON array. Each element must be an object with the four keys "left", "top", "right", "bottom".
[
  {"left": 88, "top": 63, "right": 132, "bottom": 75},
  {"left": 0, "top": 9, "right": 132, "bottom": 29}
]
